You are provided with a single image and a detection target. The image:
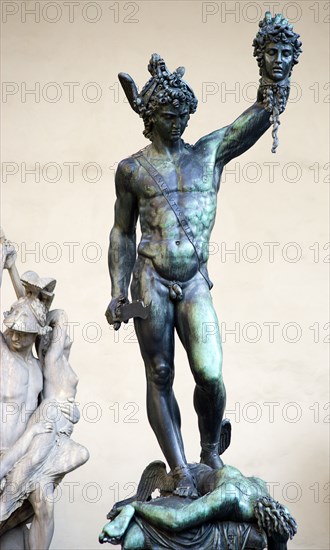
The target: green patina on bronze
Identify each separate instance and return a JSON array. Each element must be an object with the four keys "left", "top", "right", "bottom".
[
  {"left": 100, "top": 463, "right": 297, "bottom": 549},
  {"left": 103, "top": 11, "right": 302, "bottom": 550}
]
